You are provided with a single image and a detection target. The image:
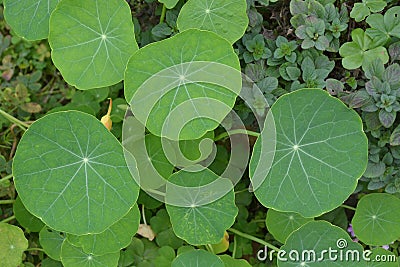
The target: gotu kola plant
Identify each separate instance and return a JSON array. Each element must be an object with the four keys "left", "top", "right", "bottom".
[{"left": 0, "top": 0, "right": 379, "bottom": 266}]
